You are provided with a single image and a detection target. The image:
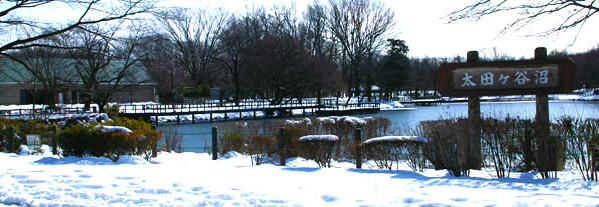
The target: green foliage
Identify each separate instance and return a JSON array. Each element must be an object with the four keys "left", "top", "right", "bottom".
[
  {"left": 0, "top": 126, "right": 19, "bottom": 152},
  {"left": 58, "top": 123, "right": 102, "bottom": 157},
  {"left": 105, "top": 104, "right": 121, "bottom": 118},
  {"left": 58, "top": 123, "right": 161, "bottom": 162},
  {"left": 0, "top": 118, "right": 57, "bottom": 153}
]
